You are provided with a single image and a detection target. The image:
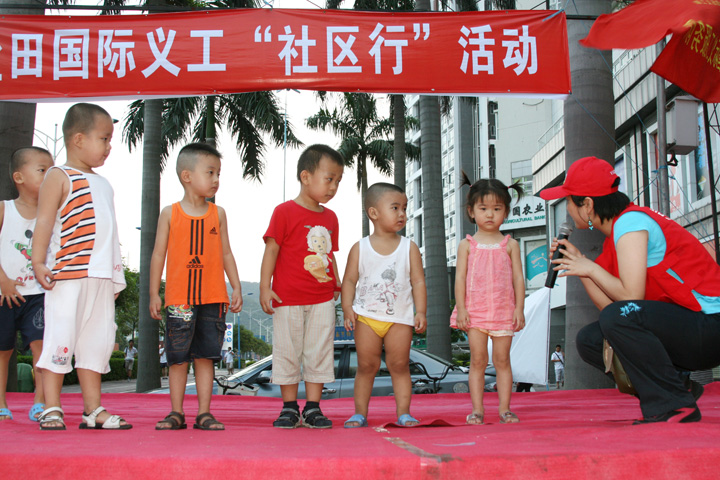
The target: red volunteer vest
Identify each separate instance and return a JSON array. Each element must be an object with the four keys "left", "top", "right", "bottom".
[{"left": 596, "top": 205, "right": 720, "bottom": 311}]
